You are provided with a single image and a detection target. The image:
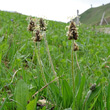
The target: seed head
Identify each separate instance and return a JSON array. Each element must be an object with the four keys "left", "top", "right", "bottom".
[
  {"left": 67, "top": 21, "right": 78, "bottom": 40},
  {"left": 39, "top": 18, "right": 46, "bottom": 31},
  {"left": 90, "top": 83, "right": 96, "bottom": 91},
  {"left": 28, "top": 20, "right": 35, "bottom": 31},
  {"left": 74, "top": 42, "right": 79, "bottom": 51},
  {"left": 34, "top": 30, "right": 42, "bottom": 42}
]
